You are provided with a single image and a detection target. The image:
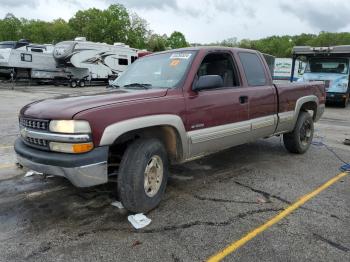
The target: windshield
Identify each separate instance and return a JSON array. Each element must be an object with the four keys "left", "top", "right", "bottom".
[
  {"left": 305, "top": 58, "right": 349, "bottom": 74},
  {"left": 113, "top": 51, "right": 196, "bottom": 89}
]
